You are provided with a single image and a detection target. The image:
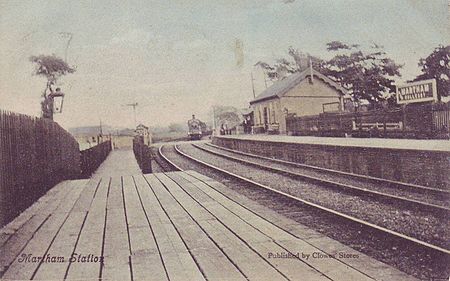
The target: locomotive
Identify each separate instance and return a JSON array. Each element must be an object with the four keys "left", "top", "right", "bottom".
[{"left": 187, "top": 115, "right": 206, "bottom": 140}]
